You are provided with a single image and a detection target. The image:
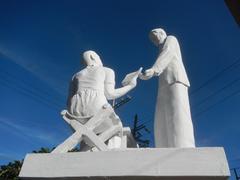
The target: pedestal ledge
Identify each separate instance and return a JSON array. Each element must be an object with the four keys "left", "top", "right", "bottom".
[{"left": 19, "top": 147, "right": 230, "bottom": 180}]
